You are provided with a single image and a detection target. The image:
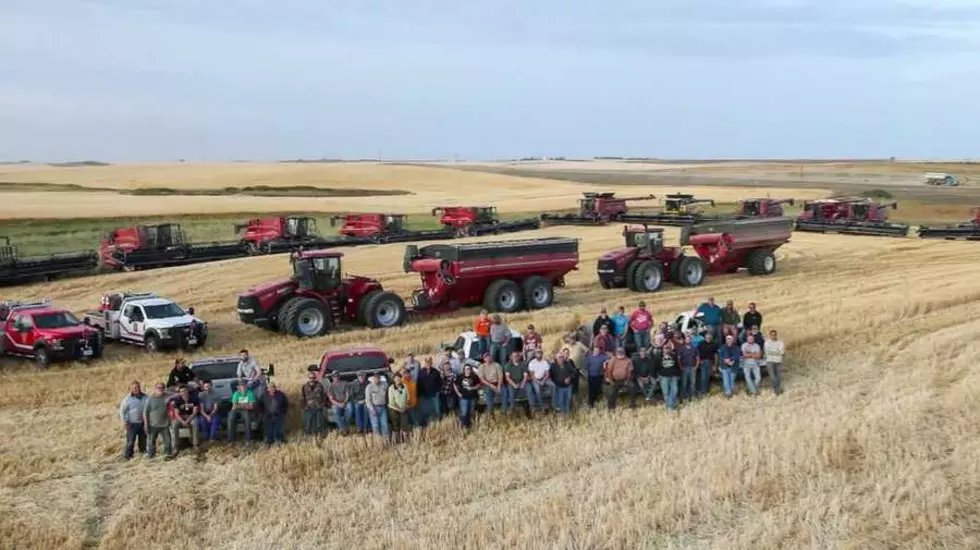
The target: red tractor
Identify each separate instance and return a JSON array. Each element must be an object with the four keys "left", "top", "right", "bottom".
[
  {"left": 432, "top": 206, "right": 541, "bottom": 238},
  {"left": 597, "top": 217, "right": 794, "bottom": 292},
  {"left": 101, "top": 223, "right": 248, "bottom": 271},
  {"left": 329, "top": 213, "right": 454, "bottom": 244},
  {"left": 235, "top": 216, "right": 343, "bottom": 254},
  {"left": 795, "top": 198, "right": 909, "bottom": 237},
  {"left": 918, "top": 207, "right": 980, "bottom": 240},
  {"left": 541, "top": 192, "right": 657, "bottom": 226}
]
